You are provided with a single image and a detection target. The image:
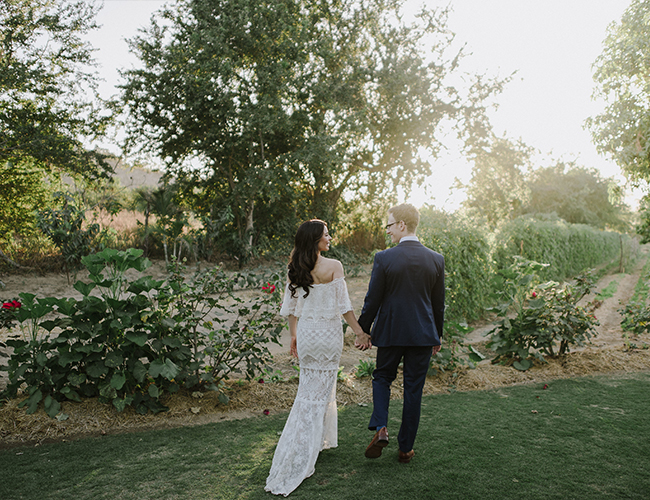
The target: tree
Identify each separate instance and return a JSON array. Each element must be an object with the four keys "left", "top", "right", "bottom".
[
  {"left": 0, "top": 0, "right": 112, "bottom": 248},
  {"left": 587, "top": 0, "right": 650, "bottom": 184},
  {"left": 0, "top": 0, "right": 111, "bottom": 176},
  {"left": 120, "top": 0, "right": 503, "bottom": 256},
  {"left": 523, "top": 162, "right": 629, "bottom": 230},
  {"left": 459, "top": 135, "right": 532, "bottom": 228}
]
